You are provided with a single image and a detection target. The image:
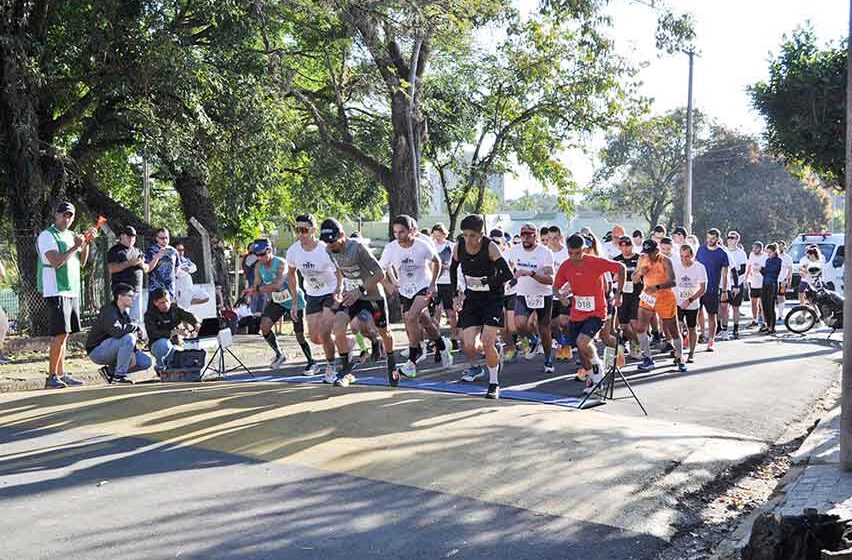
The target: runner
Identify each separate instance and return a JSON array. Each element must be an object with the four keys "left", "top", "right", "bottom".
[
  {"left": 672, "top": 244, "right": 707, "bottom": 363},
  {"left": 760, "top": 243, "right": 783, "bottom": 334},
  {"left": 432, "top": 223, "right": 459, "bottom": 352},
  {"left": 613, "top": 235, "right": 643, "bottom": 360},
  {"left": 721, "top": 230, "right": 747, "bottom": 339},
  {"left": 632, "top": 230, "right": 644, "bottom": 253},
  {"left": 554, "top": 234, "right": 626, "bottom": 391},
  {"left": 450, "top": 214, "right": 514, "bottom": 399},
  {"left": 241, "top": 239, "right": 312, "bottom": 372},
  {"left": 548, "top": 226, "right": 572, "bottom": 361},
  {"left": 747, "top": 241, "right": 767, "bottom": 327},
  {"left": 606, "top": 225, "right": 626, "bottom": 258},
  {"left": 633, "top": 239, "right": 686, "bottom": 372},
  {"left": 776, "top": 240, "right": 794, "bottom": 324},
  {"left": 696, "top": 228, "right": 730, "bottom": 352},
  {"left": 321, "top": 218, "right": 397, "bottom": 387},
  {"left": 508, "top": 223, "right": 556, "bottom": 373},
  {"left": 672, "top": 227, "right": 688, "bottom": 252},
  {"left": 379, "top": 214, "right": 451, "bottom": 378},
  {"left": 489, "top": 229, "right": 519, "bottom": 363},
  {"left": 652, "top": 225, "right": 667, "bottom": 242},
  {"left": 659, "top": 237, "right": 674, "bottom": 259},
  {"left": 286, "top": 214, "right": 340, "bottom": 379}
]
